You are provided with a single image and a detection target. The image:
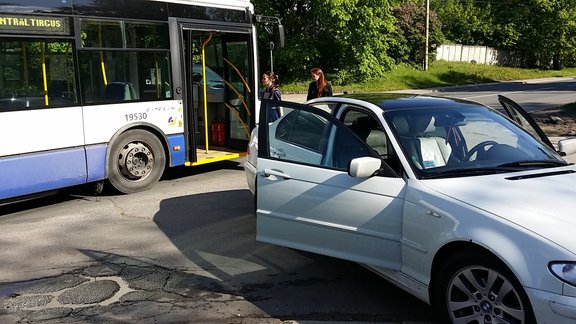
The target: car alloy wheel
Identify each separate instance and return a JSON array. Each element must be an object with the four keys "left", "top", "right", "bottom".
[
  {"left": 447, "top": 265, "right": 525, "bottom": 323},
  {"left": 434, "top": 249, "right": 536, "bottom": 324}
]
